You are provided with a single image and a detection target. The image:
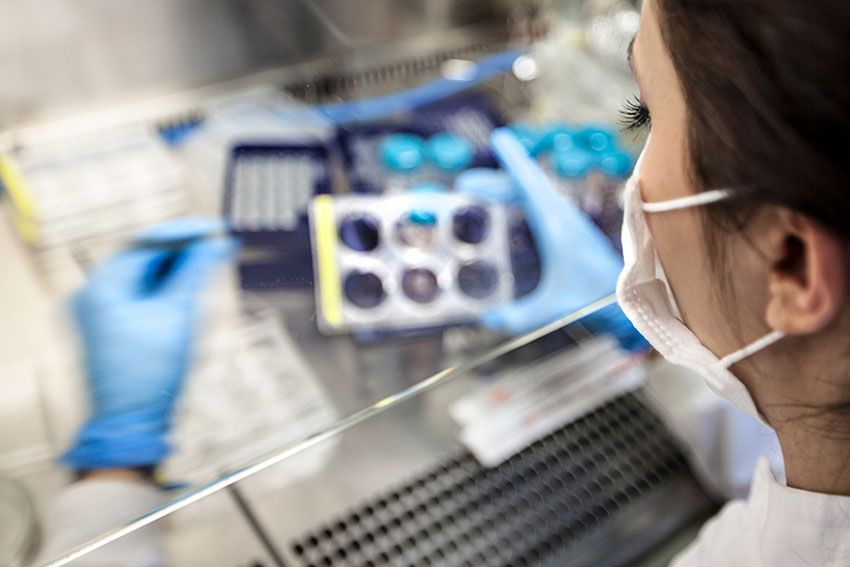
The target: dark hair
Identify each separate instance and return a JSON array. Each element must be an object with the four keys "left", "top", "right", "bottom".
[
  {"left": 655, "top": 0, "right": 850, "bottom": 240},
  {"left": 655, "top": 1, "right": 850, "bottom": 427}
]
